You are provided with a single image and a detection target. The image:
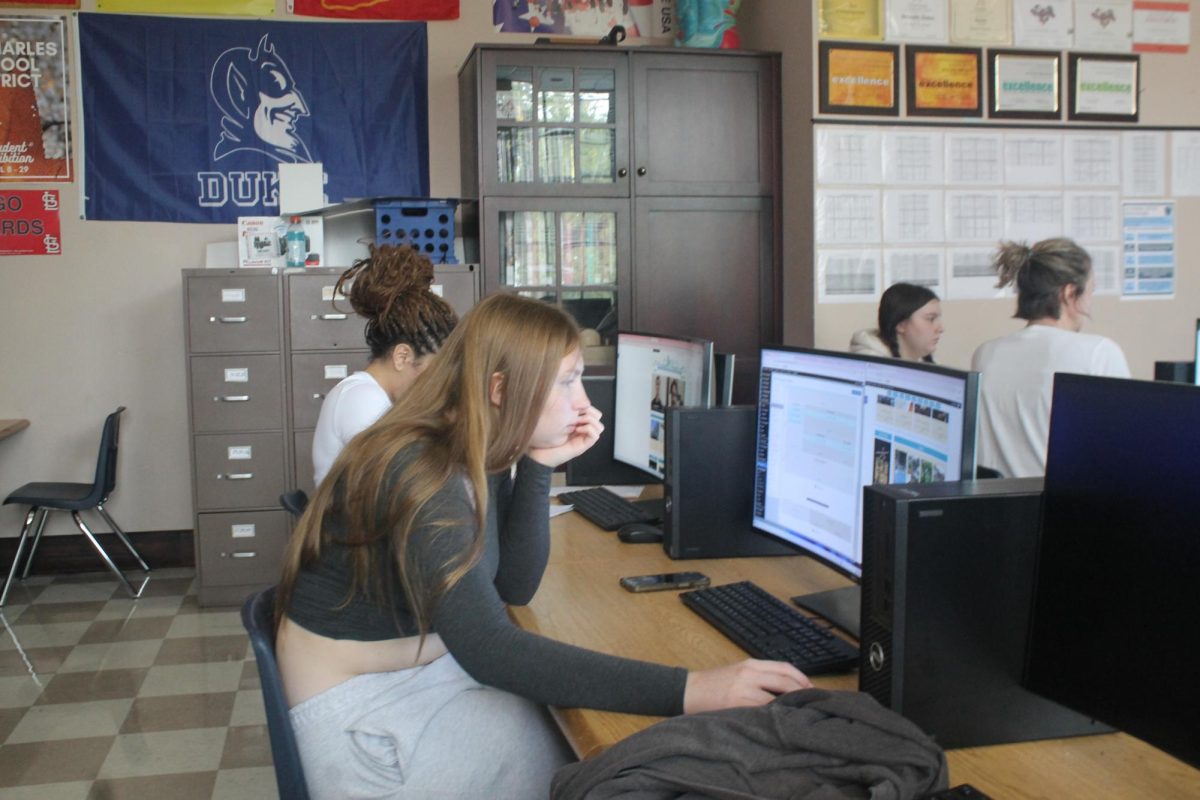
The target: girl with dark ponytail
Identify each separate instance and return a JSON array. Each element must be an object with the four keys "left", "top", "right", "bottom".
[
  {"left": 971, "top": 238, "right": 1130, "bottom": 478},
  {"left": 311, "top": 245, "right": 458, "bottom": 485}
]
